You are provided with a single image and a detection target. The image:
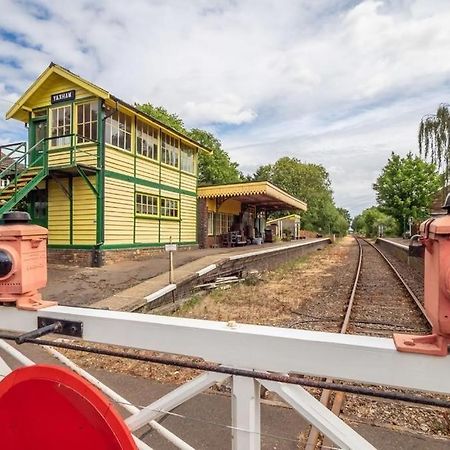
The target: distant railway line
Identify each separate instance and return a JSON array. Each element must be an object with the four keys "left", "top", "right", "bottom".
[{"left": 305, "top": 236, "right": 432, "bottom": 449}]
